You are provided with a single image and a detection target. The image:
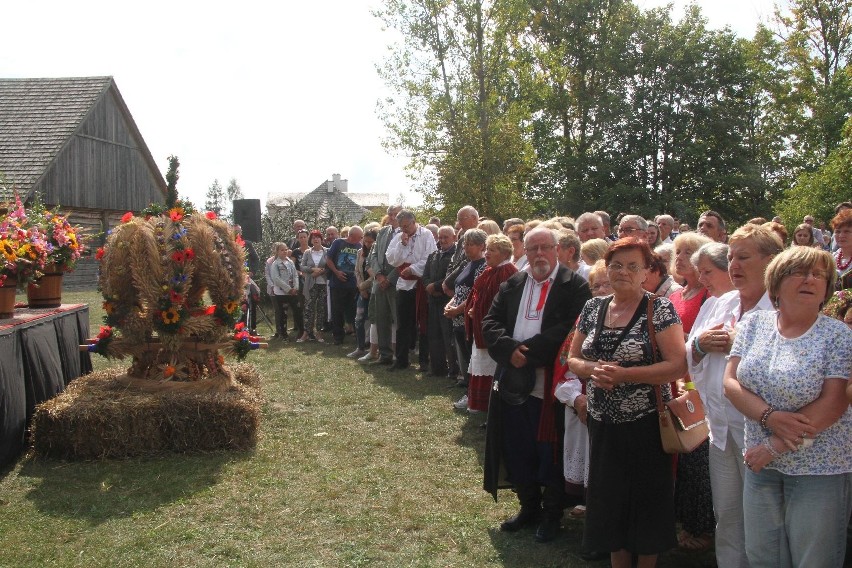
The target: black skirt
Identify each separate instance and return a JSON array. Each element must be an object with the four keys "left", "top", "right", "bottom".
[{"left": 583, "top": 412, "right": 677, "bottom": 555}]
